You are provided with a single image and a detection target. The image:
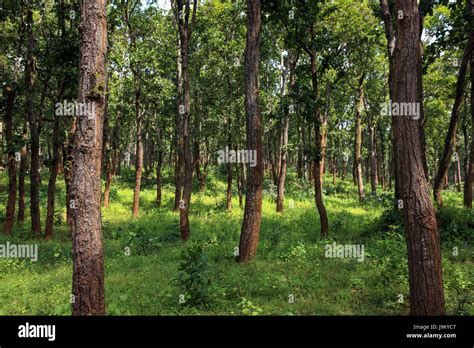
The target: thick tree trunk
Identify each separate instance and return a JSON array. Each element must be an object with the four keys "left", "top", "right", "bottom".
[
  {"left": 2, "top": 85, "right": 16, "bottom": 234},
  {"left": 237, "top": 0, "right": 263, "bottom": 262},
  {"left": 433, "top": 32, "right": 474, "bottom": 206},
  {"left": 26, "top": 8, "right": 41, "bottom": 235},
  {"left": 70, "top": 0, "right": 107, "bottom": 315},
  {"left": 391, "top": 0, "right": 445, "bottom": 315},
  {"left": 354, "top": 73, "right": 366, "bottom": 202}
]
